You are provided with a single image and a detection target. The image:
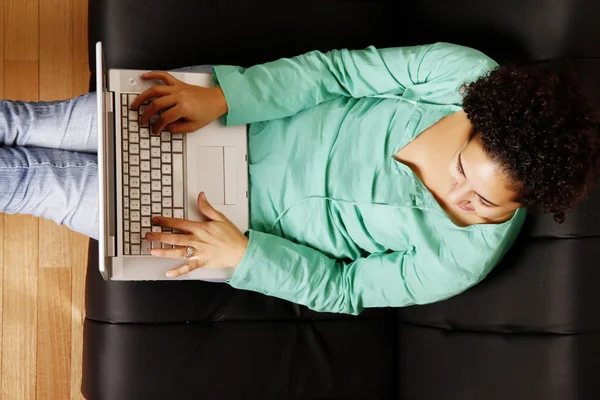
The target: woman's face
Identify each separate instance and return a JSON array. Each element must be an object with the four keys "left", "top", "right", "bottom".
[{"left": 447, "top": 137, "right": 522, "bottom": 222}]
